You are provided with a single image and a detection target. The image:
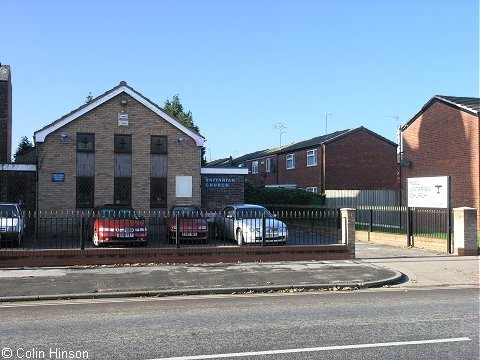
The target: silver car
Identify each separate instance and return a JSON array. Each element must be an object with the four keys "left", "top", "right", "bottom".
[
  {"left": 214, "top": 204, "right": 288, "bottom": 245},
  {"left": 0, "top": 202, "right": 26, "bottom": 247}
]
